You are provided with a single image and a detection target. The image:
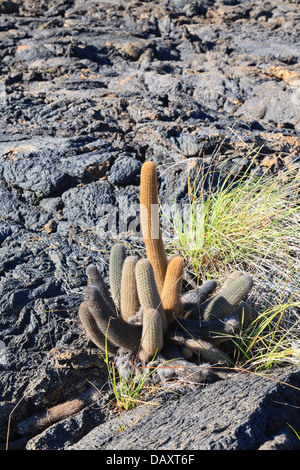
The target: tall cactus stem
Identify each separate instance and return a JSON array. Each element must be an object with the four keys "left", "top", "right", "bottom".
[
  {"left": 168, "top": 315, "right": 241, "bottom": 344},
  {"left": 140, "top": 161, "right": 168, "bottom": 295}
]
